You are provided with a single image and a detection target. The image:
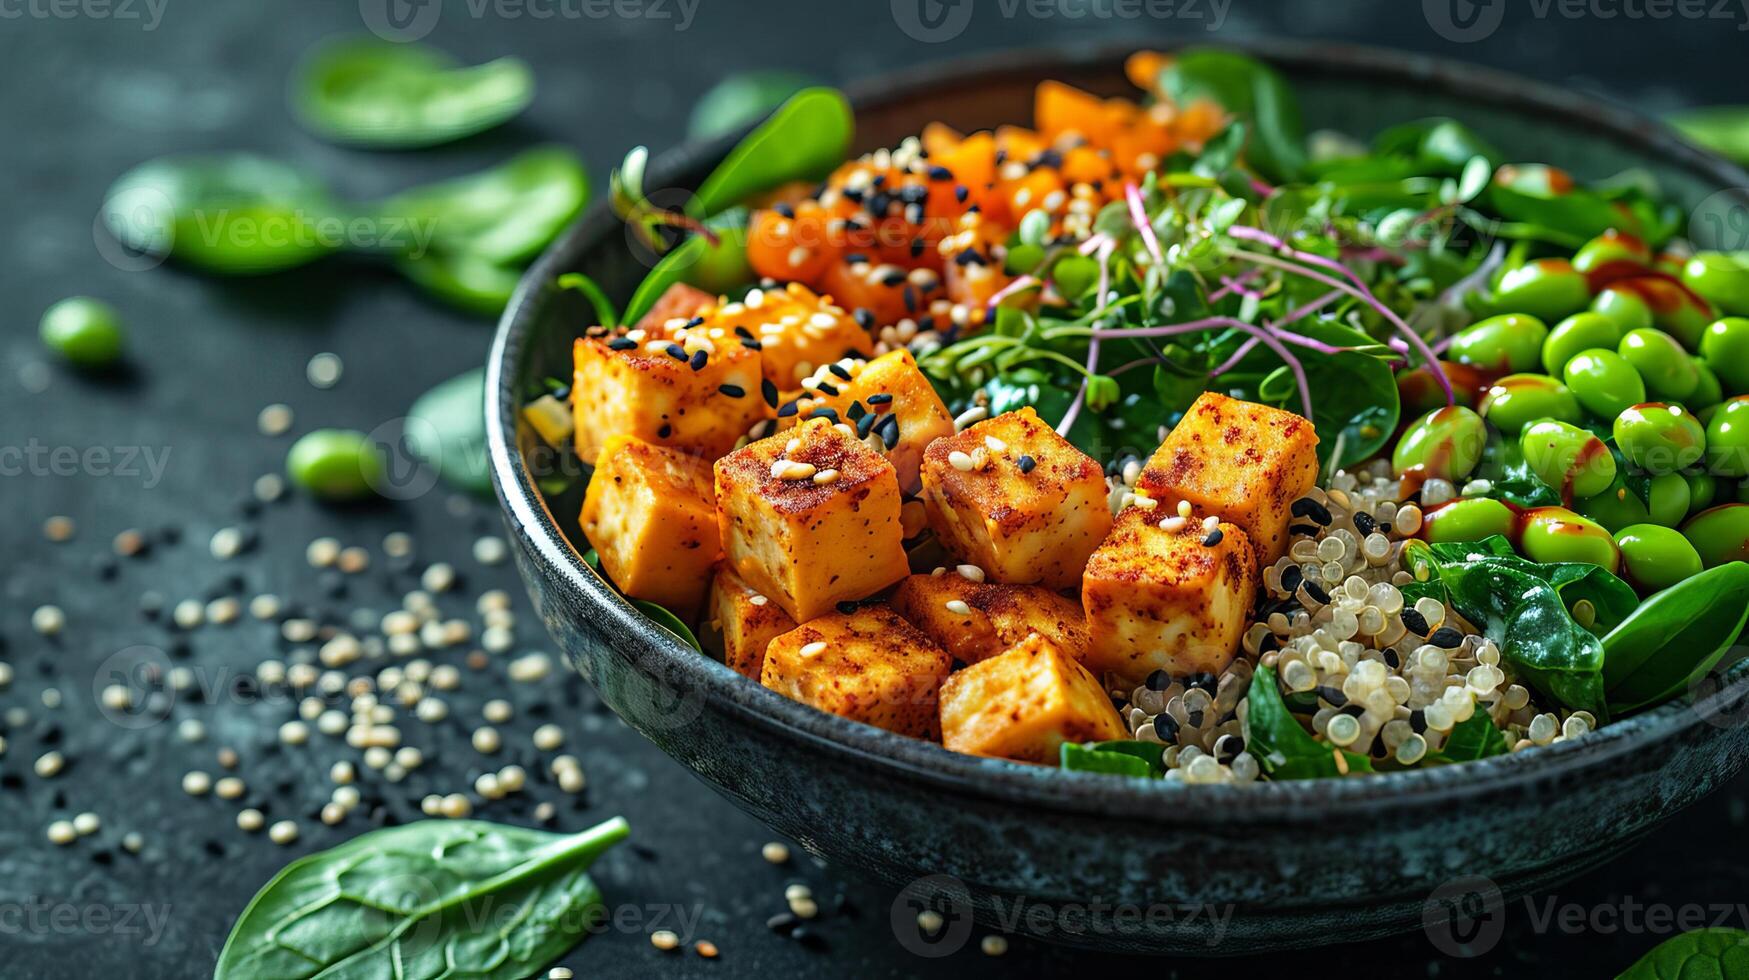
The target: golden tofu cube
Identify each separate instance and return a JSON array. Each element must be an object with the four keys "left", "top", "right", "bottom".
[
  {"left": 1081, "top": 508, "right": 1259, "bottom": 684},
  {"left": 890, "top": 572, "right": 1088, "bottom": 666},
  {"left": 919, "top": 407, "right": 1112, "bottom": 588},
  {"left": 705, "top": 561, "right": 796, "bottom": 680},
  {"left": 714, "top": 418, "right": 910, "bottom": 623},
  {"left": 1133, "top": 392, "right": 1319, "bottom": 566},
  {"left": 938, "top": 633, "right": 1126, "bottom": 763},
  {"left": 571, "top": 318, "right": 769, "bottom": 464},
  {"left": 579, "top": 435, "right": 720, "bottom": 620},
  {"left": 760, "top": 606, "right": 951, "bottom": 737},
  {"left": 704, "top": 282, "right": 872, "bottom": 390},
  {"left": 783, "top": 350, "right": 955, "bottom": 494}
]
